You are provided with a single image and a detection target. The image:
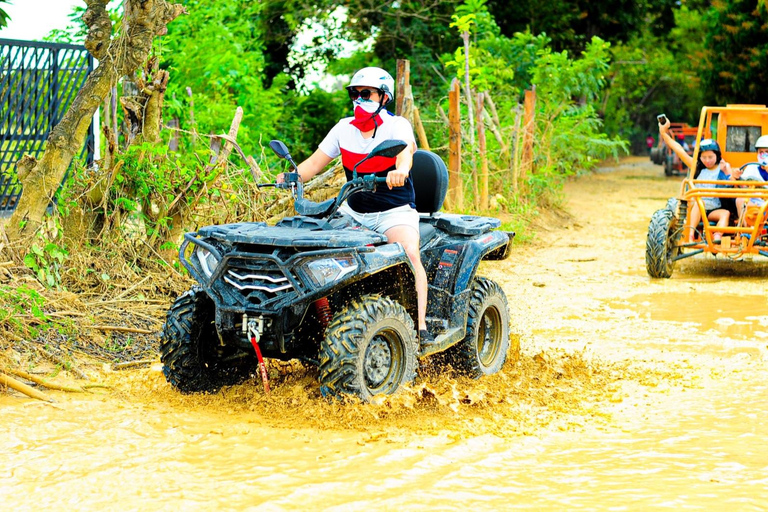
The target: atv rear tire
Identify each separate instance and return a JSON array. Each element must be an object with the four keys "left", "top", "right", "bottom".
[
  {"left": 161, "top": 287, "right": 254, "bottom": 393},
  {"left": 444, "top": 277, "right": 510, "bottom": 378},
  {"left": 319, "top": 294, "right": 418, "bottom": 401},
  {"left": 645, "top": 208, "right": 680, "bottom": 278}
]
